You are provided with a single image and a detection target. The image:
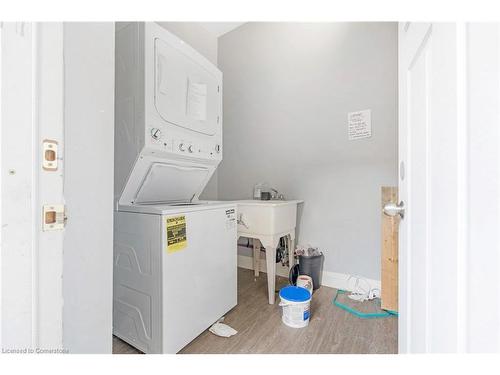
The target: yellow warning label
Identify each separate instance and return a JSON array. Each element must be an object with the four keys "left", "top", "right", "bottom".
[{"left": 166, "top": 215, "right": 187, "bottom": 254}]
